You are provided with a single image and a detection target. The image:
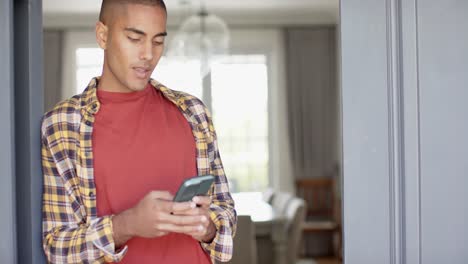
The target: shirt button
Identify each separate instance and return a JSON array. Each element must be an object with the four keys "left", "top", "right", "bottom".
[
  {"left": 85, "top": 121, "right": 92, "bottom": 126},
  {"left": 89, "top": 192, "right": 95, "bottom": 198}
]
